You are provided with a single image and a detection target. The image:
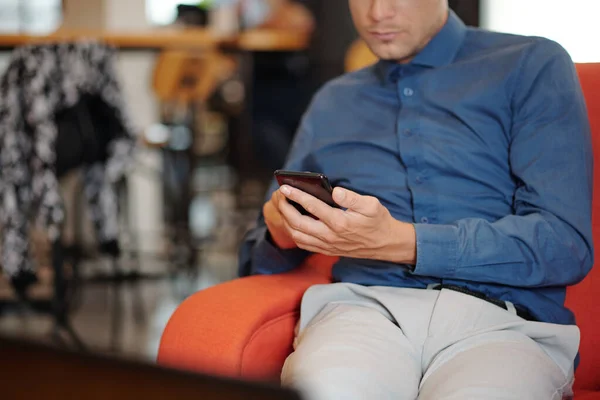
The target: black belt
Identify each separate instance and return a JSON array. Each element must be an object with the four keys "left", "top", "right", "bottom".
[{"left": 431, "top": 284, "right": 536, "bottom": 322}]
